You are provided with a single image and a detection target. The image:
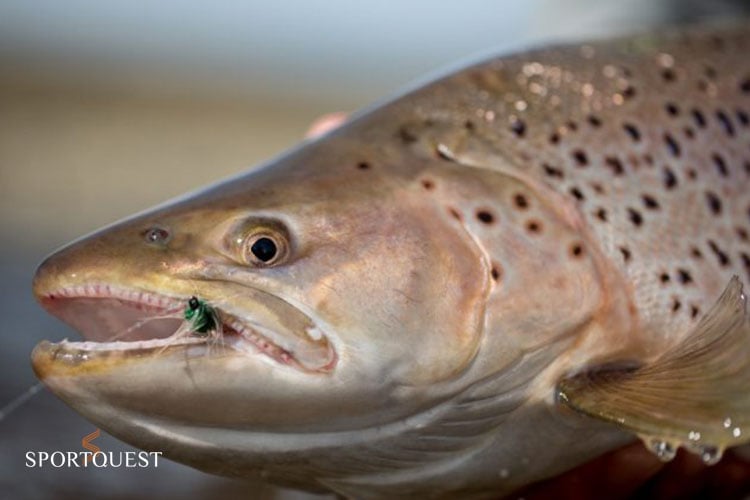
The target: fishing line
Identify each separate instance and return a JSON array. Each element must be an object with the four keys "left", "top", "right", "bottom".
[
  {"left": 0, "top": 297, "right": 225, "bottom": 422},
  {"left": 0, "top": 382, "right": 43, "bottom": 423}
]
